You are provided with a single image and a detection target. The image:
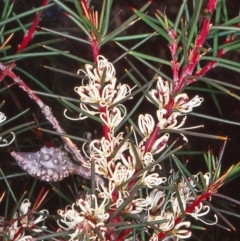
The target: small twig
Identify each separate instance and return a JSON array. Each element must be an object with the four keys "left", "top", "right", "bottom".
[
  {"left": 0, "top": 62, "right": 86, "bottom": 165},
  {"left": 0, "top": 0, "right": 49, "bottom": 82}
]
